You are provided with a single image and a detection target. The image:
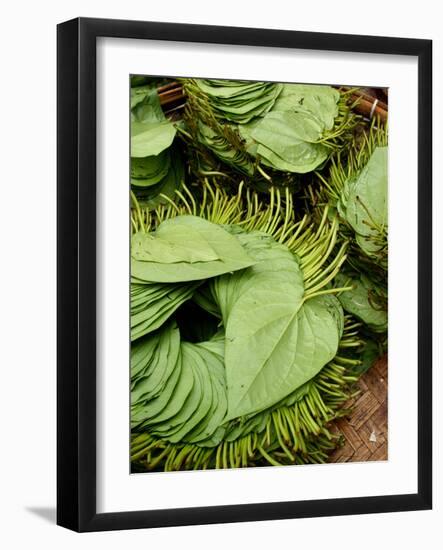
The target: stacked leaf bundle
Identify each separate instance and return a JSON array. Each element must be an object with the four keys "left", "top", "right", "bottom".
[
  {"left": 130, "top": 80, "right": 184, "bottom": 208},
  {"left": 129, "top": 76, "right": 388, "bottom": 471},
  {"left": 315, "top": 121, "right": 389, "bottom": 365},
  {"left": 181, "top": 79, "right": 358, "bottom": 181}
]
